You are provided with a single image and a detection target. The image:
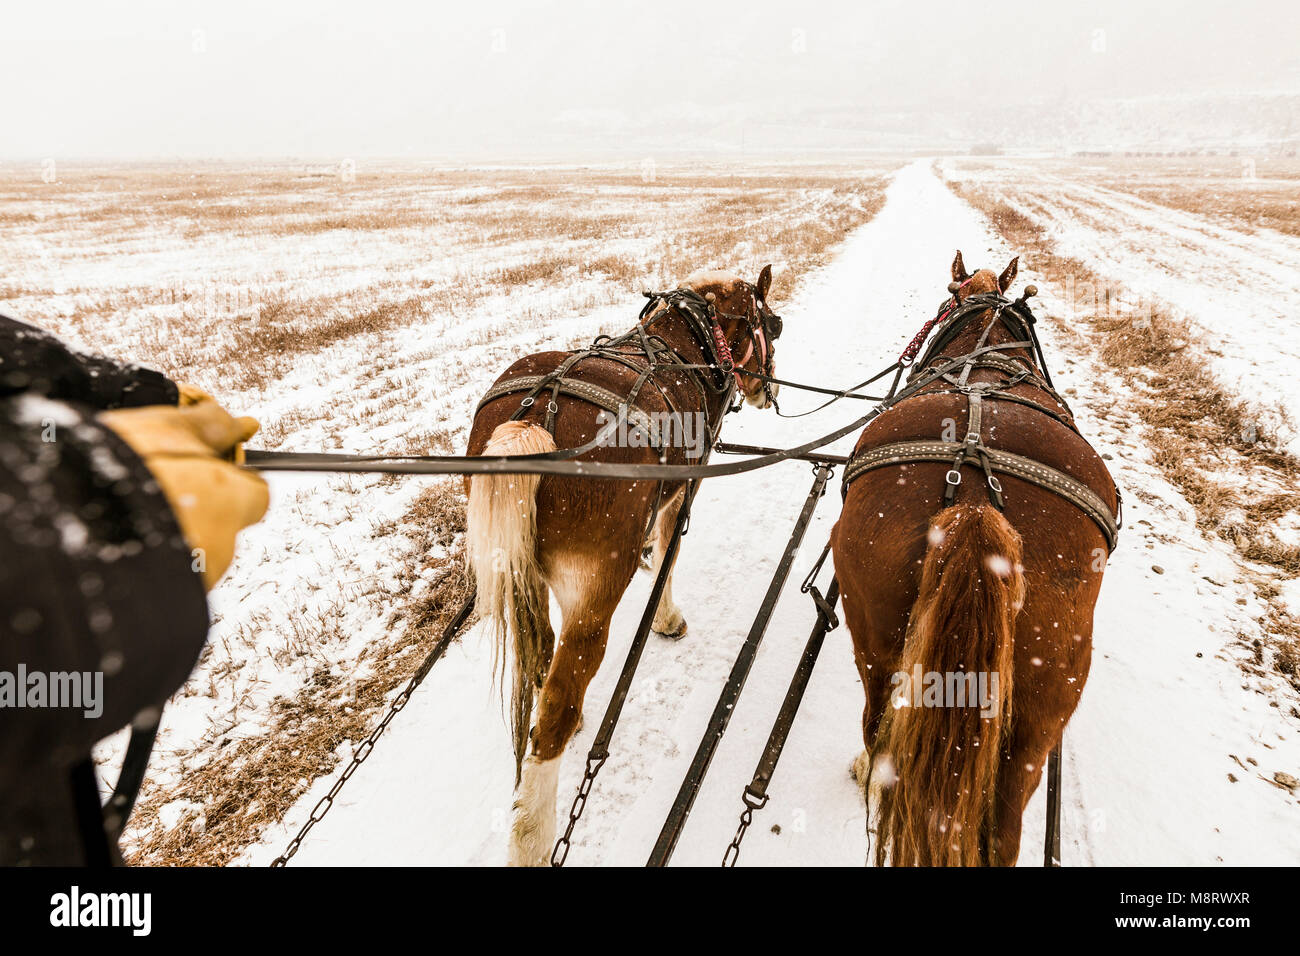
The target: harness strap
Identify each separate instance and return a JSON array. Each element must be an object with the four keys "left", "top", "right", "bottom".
[
  {"left": 104, "top": 717, "right": 162, "bottom": 839},
  {"left": 943, "top": 392, "right": 992, "bottom": 508},
  {"left": 968, "top": 387, "right": 1076, "bottom": 431},
  {"left": 479, "top": 375, "right": 667, "bottom": 448},
  {"left": 71, "top": 759, "right": 114, "bottom": 867},
  {"left": 912, "top": 293, "right": 1042, "bottom": 376},
  {"left": 922, "top": 351, "right": 1073, "bottom": 411},
  {"left": 925, "top": 352, "right": 1034, "bottom": 379},
  {"left": 843, "top": 439, "right": 1119, "bottom": 551}
]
